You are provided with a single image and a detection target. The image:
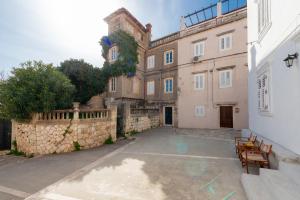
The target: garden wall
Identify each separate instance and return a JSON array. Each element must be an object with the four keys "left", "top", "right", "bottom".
[
  {"left": 11, "top": 103, "right": 117, "bottom": 155},
  {"left": 124, "top": 106, "right": 160, "bottom": 133}
]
